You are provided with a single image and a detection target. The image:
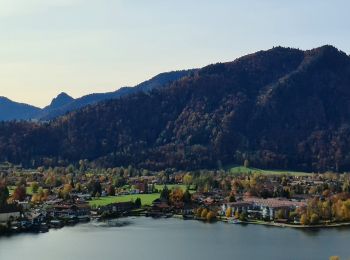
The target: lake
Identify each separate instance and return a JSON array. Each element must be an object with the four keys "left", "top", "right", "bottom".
[{"left": 0, "top": 217, "right": 349, "bottom": 260}]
